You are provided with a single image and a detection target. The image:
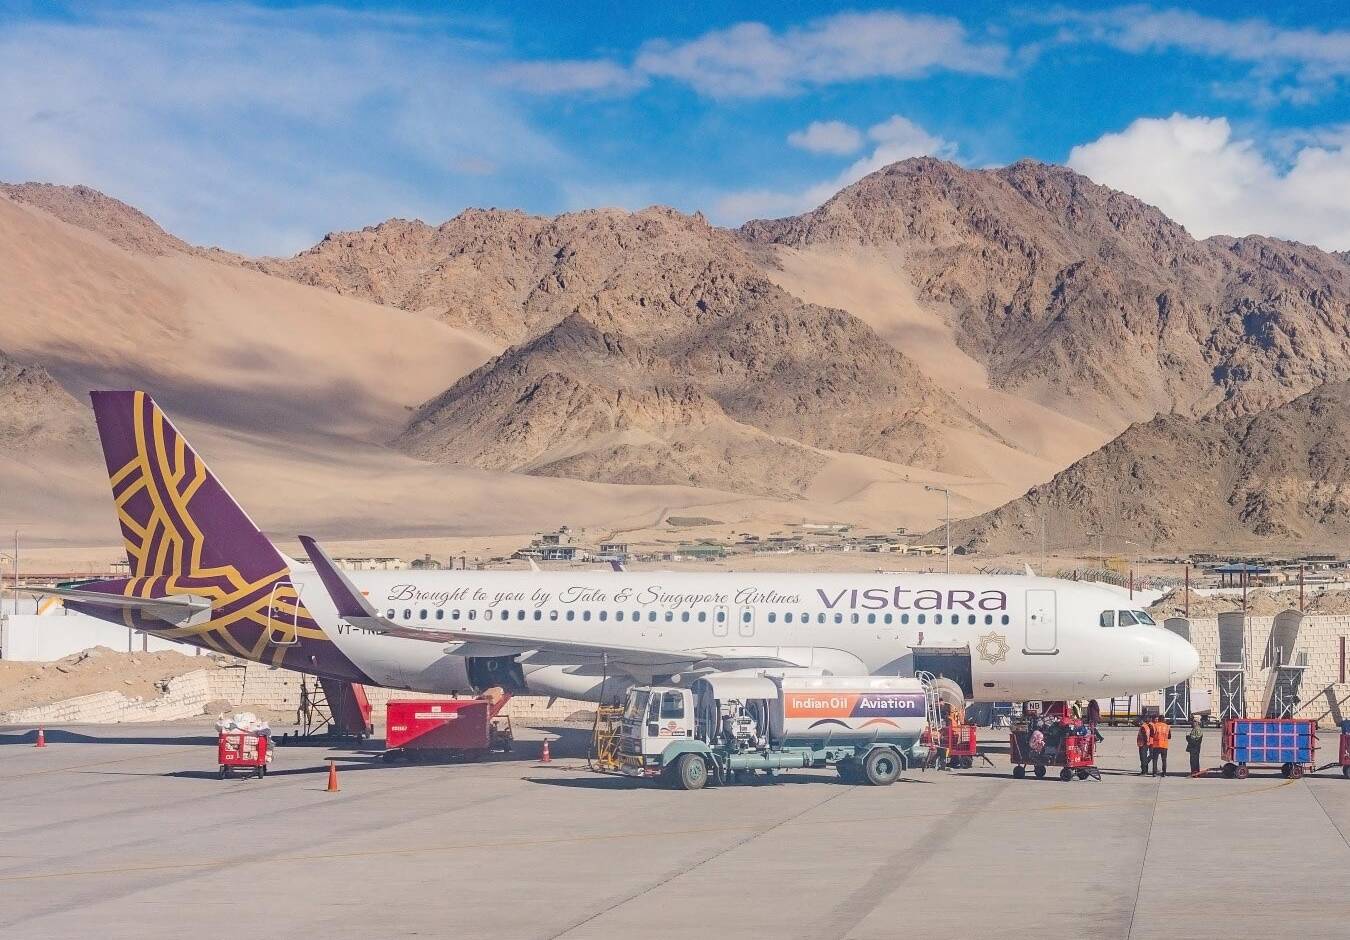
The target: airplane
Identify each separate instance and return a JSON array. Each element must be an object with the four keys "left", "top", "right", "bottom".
[{"left": 37, "top": 390, "right": 1200, "bottom": 706}]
